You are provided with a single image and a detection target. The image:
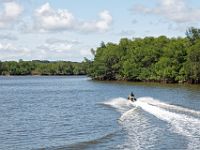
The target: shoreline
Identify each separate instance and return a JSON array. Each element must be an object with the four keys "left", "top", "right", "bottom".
[
  {"left": 0, "top": 74, "right": 87, "bottom": 76},
  {"left": 0, "top": 75, "right": 199, "bottom": 85},
  {"left": 91, "top": 78, "right": 200, "bottom": 85}
]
